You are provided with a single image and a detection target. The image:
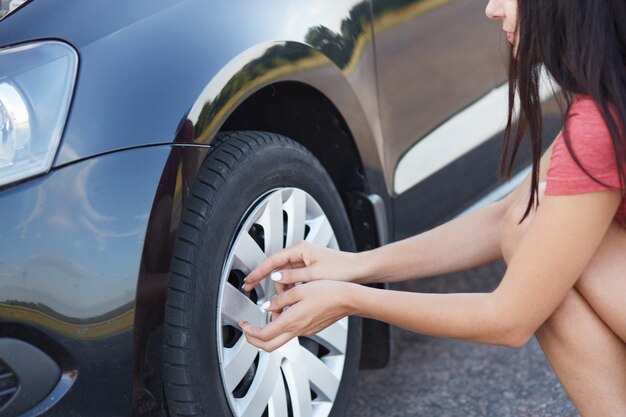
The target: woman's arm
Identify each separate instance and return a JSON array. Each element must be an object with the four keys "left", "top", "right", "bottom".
[
  {"left": 351, "top": 188, "right": 622, "bottom": 347},
  {"left": 241, "top": 188, "right": 621, "bottom": 351},
  {"left": 243, "top": 197, "right": 511, "bottom": 290},
  {"left": 356, "top": 142, "right": 558, "bottom": 284},
  {"left": 243, "top": 187, "right": 519, "bottom": 289},
  {"left": 356, "top": 197, "right": 509, "bottom": 283},
  {"left": 243, "top": 144, "right": 556, "bottom": 290}
]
